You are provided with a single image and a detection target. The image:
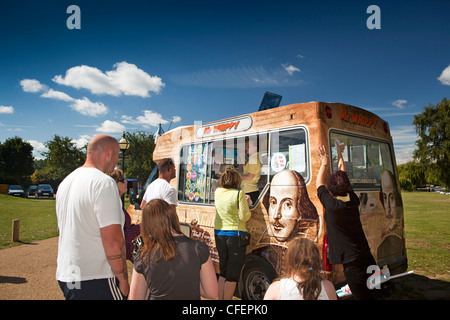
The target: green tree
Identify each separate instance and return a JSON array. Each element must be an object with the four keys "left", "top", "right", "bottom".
[
  {"left": 120, "top": 131, "right": 155, "bottom": 185},
  {"left": 42, "top": 135, "right": 86, "bottom": 185},
  {"left": 413, "top": 98, "right": 450, "bottom": 188},
  {"left": 397, "top": 161, "right": 425, "bottom": 191},
  {"left": 0, "top": 136, "right": 34, "bottom": 186}
]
